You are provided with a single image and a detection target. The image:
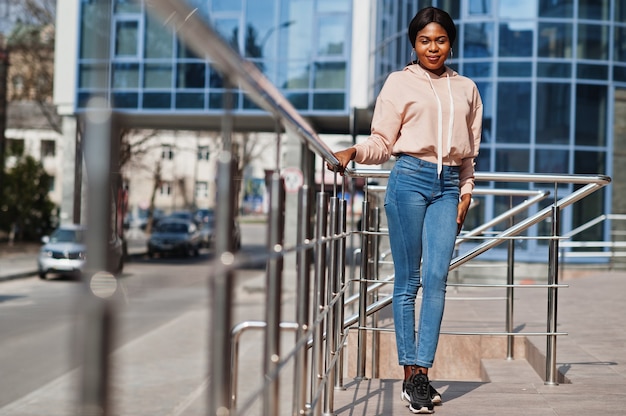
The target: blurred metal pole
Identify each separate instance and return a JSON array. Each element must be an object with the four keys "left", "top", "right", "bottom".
[
  {"left": 323, "top": 195, "right": 339, "bottom": 415},
  {"left": 264, "top": 171, "right": 285, "bottom": 416},
  {"left": 356, "top": 199, "right": 370, "bottom": 379},
  {"left": 334, "top": 195, "right": 347, "bottom": 390},
  {"left": 546, "top": 203, "right": 560, "bottom": 385},
  {"left": 506, "top": 195, "right": 515, "bottom": 360}
]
